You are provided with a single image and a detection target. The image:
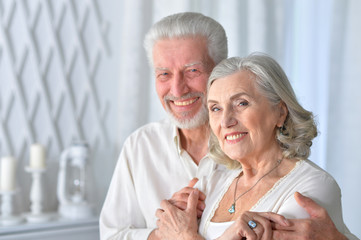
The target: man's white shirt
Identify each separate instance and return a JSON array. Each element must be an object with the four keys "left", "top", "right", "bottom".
[{"left": 99, "top": 119, "right": 219, "bottom": 239}]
